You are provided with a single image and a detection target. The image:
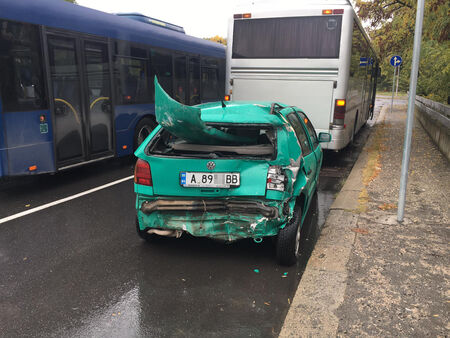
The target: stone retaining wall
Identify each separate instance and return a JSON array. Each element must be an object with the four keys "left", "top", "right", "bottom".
[{"left": 415, "top": 96, "right": 450, "bottom": 161}]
